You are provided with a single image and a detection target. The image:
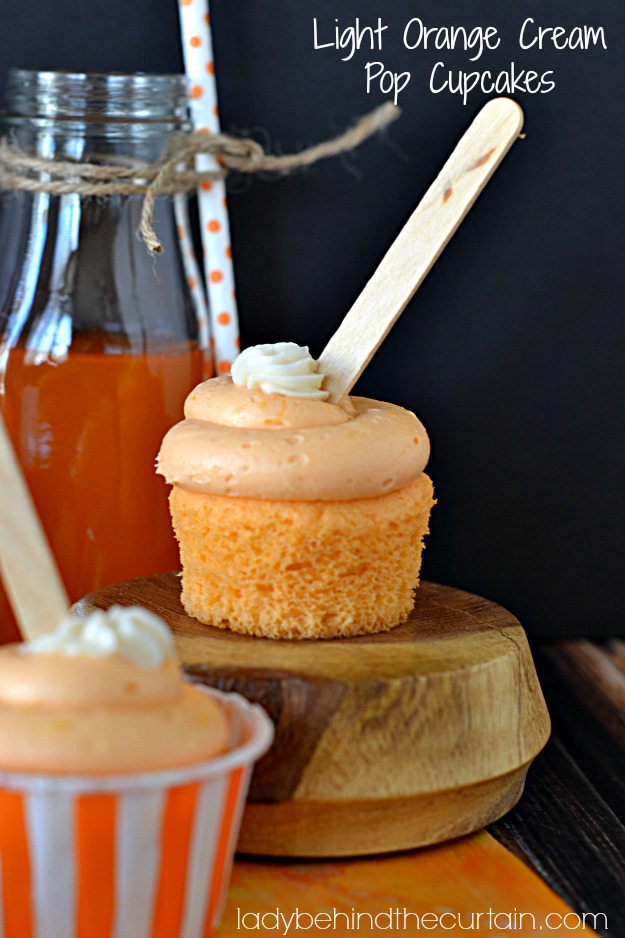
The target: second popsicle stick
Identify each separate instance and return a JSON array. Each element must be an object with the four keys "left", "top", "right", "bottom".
[
  {"left": 318, "top": 97, "right": 524, "bottom": 403},
  {"left": 0, "top": 413, "right": 69, "bottom": 641}
]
